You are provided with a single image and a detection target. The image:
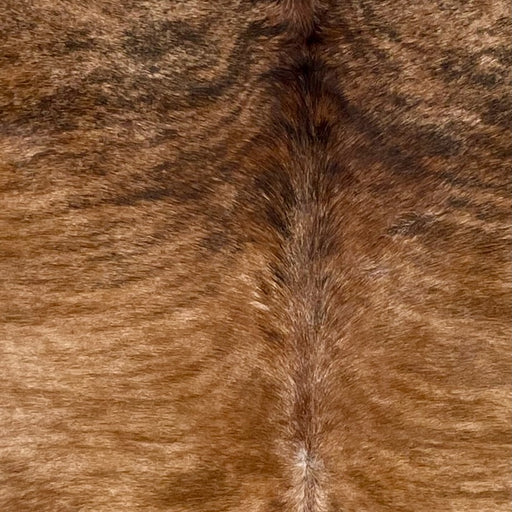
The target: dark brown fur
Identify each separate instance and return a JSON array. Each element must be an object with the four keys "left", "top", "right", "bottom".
[{"left": 0, "top": 1, "right": 510, "bottom": 511}]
